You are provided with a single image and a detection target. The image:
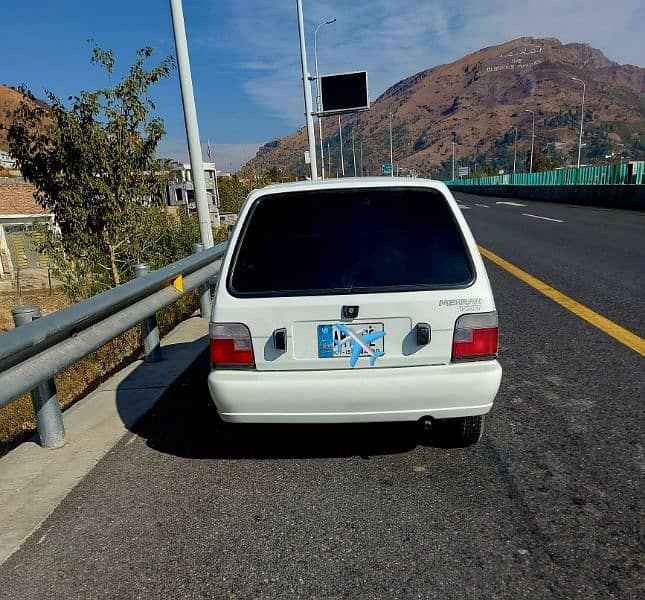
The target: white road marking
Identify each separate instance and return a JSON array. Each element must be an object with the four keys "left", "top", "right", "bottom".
[
  {"left": 457, "top": 204, "right": 471, "bottom": 210},
  {"left": 496, "top": 201, "right": 526, "bottom": 206},
  {"left": 474, "top": 203, "right": 490, "bottom": 208},
  {"left": 522, "top": 213, "right": 564, "bottom": 223}
]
